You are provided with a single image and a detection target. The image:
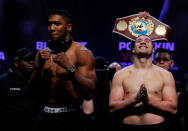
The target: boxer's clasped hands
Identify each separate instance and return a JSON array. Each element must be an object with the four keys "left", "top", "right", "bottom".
[
  {"left": 38, "top": 49, "right": 74, "bottom": 71},
  {"left": 135, "top": 84, "right": 148, "bottom": 105},
  {"left": 53, "top": 52, "right": 73, "bottom": 70},
  {"left": 39, "top": 49, "right": 51, "bottom": 60}
]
